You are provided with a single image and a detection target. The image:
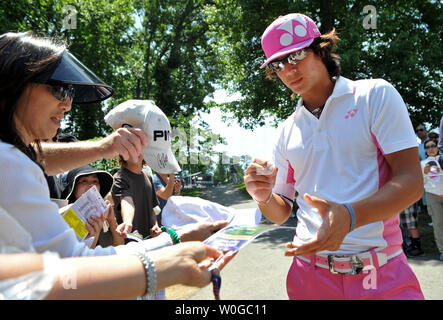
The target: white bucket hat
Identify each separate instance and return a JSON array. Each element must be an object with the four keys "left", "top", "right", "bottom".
[{"left": 104, "top": 100, "right": 181, "bottom": 174}]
